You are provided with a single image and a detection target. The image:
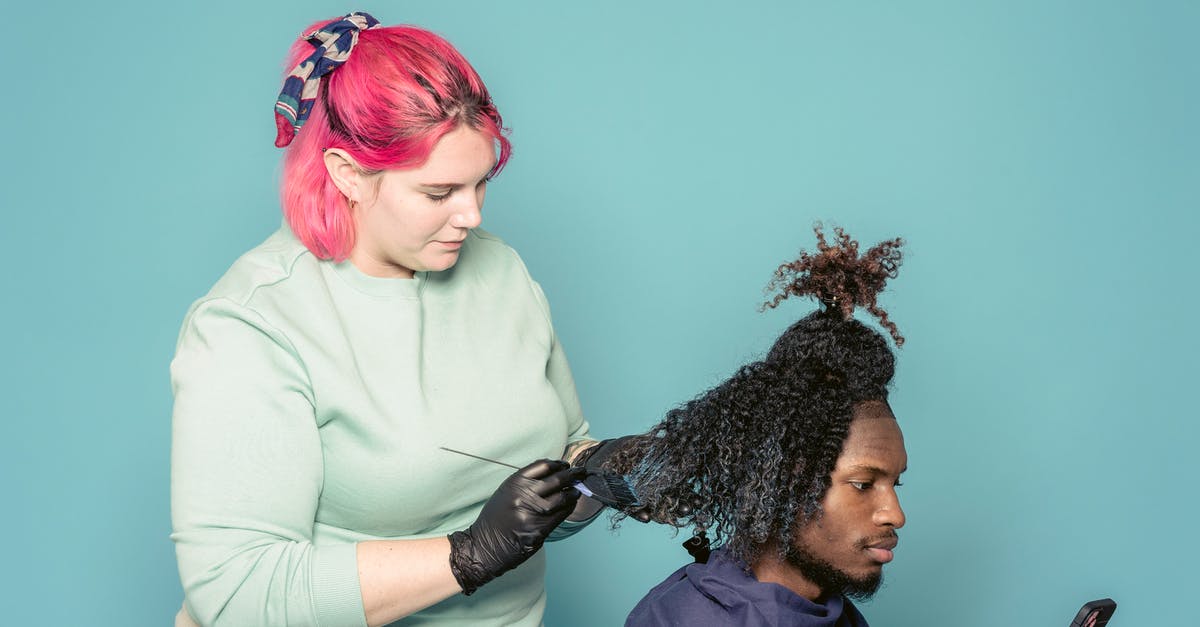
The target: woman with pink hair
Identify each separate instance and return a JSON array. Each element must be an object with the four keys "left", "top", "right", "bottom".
[{"left": 170, "top": 13, "right": 604, "bottom": 626}]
